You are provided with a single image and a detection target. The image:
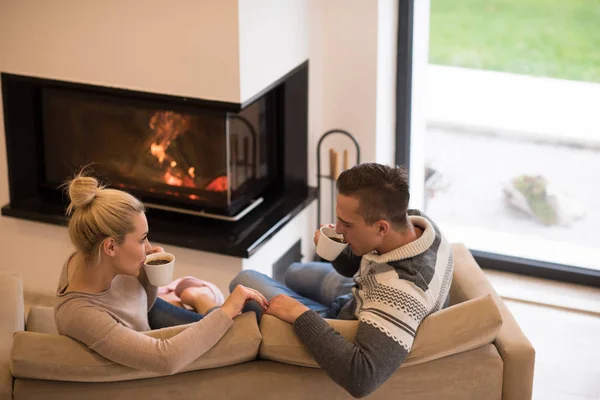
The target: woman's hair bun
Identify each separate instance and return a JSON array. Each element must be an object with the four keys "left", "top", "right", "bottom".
[{"left": 66, "top": 174, "right": 101, "bottom": 214}]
